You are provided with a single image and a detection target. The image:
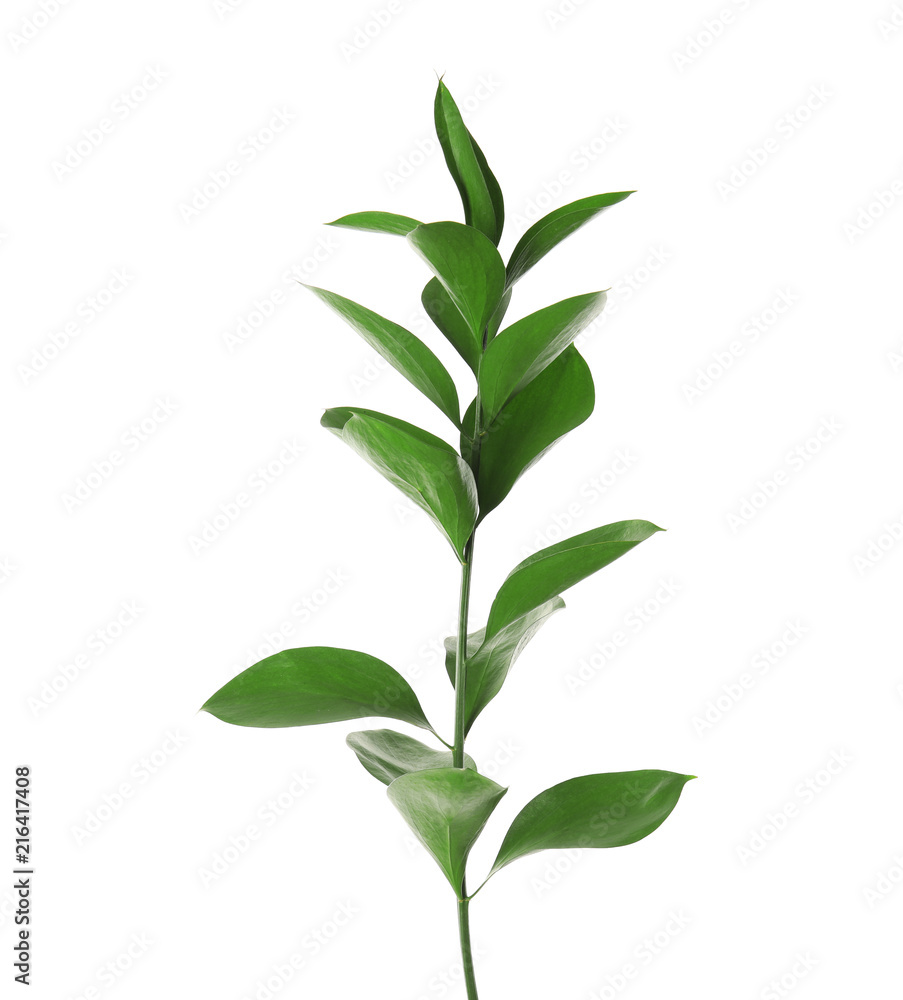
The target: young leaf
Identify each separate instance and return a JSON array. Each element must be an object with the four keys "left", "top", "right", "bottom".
[
  {"left": 201, "top": 647, "right": 435, "bottom": 732},
  {"left": 506, "top": 191, "right": 635, "bottom": 288},
  {"left": 322, "top": 407, "right": 477, "bottom": 558},
  {"left": 306, "top": 285, "right": 460, "bottom": 425},
  {"left": 486, "top": 520, "right": 663, "bottom": 640},
  {"left": 408, "top": 221, "right": 506, "bottom": 342},
  {"left": 347, "top": 729, "right": 476, "bottom": 786},
  {"left": 327, "top": 211, "right": 423, "bottom": 236},
  {"left": 422, "top": 277, "right": 481, "bottom": 374},
  {"left": 462, "top": 346, "right": 595, "bottom": 517},
  {"left": 479, "top": 290, "right": 608, "bottom": 423},
  {"left": 490, "top": 771, "right": 695, "bottom": 876},
  {"left": 434, "top": 80, "right": 504, "bottom": 245},
  {"left": 444, "top": 597, "right": 565, "bottom": 733},
  {"left": 388, "top": 767, "right": 507, "bottom": 891}
]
